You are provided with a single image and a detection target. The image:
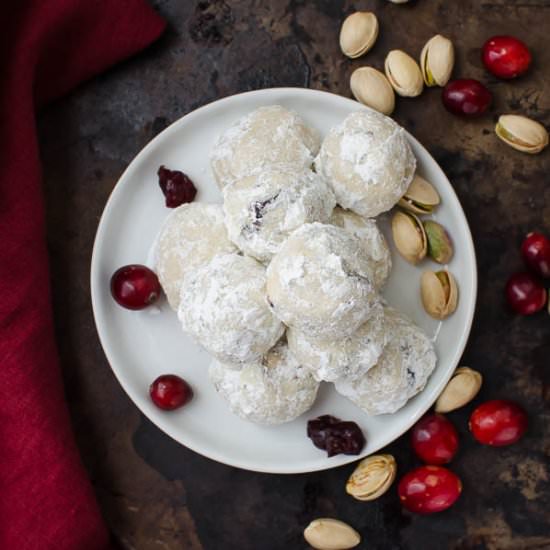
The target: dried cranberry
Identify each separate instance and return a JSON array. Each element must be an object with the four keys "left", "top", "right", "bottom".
[
  {"left": 307, "top": 415, "right": 365, "bottom": 457},
  {"left": 149, "top": 374, "right": 193, "bottom": 411},
  {"left": 158, "top": 165, "right": 197, "bottom": 208},
  {"left": 482, "top": 36, "right": 531, "bottom": 79},
  {"left": 110, "top": 264, "right": 161, "bottom": 310}
]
